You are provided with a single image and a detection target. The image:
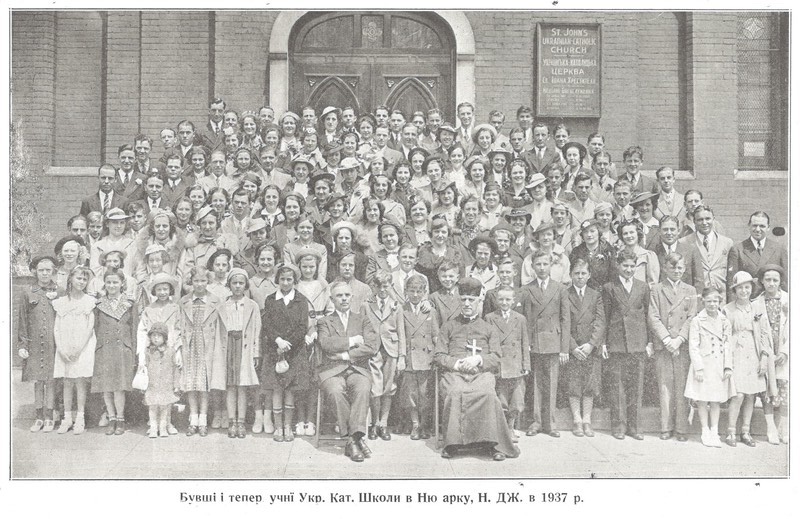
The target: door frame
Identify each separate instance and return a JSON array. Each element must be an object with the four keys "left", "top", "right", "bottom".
[{"left": 268, "top": 10, "right": 475, "bottom": 116}]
